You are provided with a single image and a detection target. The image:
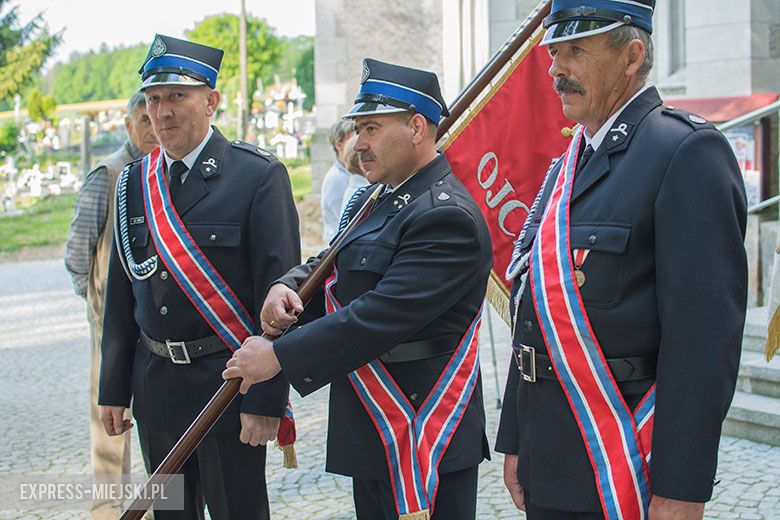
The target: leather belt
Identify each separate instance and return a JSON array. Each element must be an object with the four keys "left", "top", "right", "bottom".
[
  {"left": 140, "top": 331, "right": 229, "bottom": 364},
  {"left": 380, "top": 335, "right": 459, "bottom": 364},
  {"left": 512, "top": 344, "right": 656, "bottom": 383}
]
